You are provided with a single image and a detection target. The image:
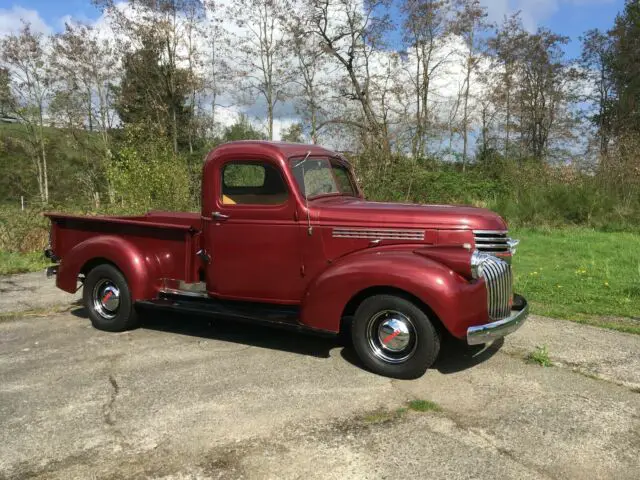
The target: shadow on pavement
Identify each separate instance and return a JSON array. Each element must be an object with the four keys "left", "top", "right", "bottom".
[
  {"left": 433, "top": 336, "right": 504, "bottom": 374},
  {"left": 71, "top": 306, "right": 501, "bottom": 371},
  {"left": 71, "top": 306, "right": 342, "bottom": 359}
]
